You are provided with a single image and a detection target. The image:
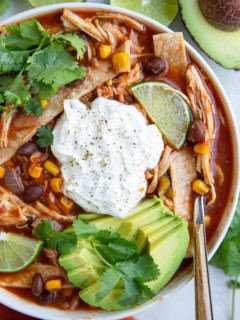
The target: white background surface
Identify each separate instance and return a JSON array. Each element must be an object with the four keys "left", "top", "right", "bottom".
[{"left": 1, "top": 1, "right": 240, "bottom": 320}]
